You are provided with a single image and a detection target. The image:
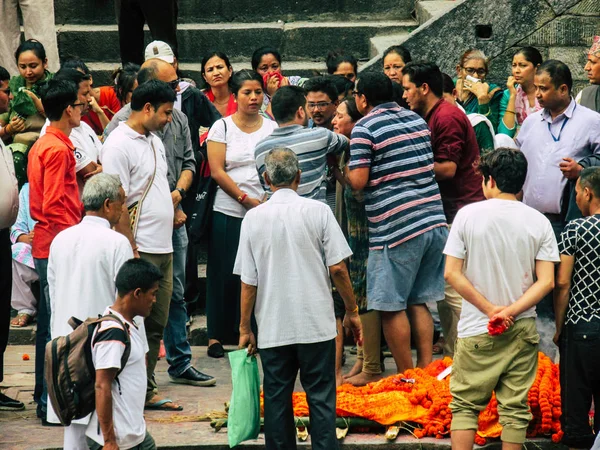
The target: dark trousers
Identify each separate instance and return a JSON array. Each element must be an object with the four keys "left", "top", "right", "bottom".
[
  {"left": 206, "top": 212, "right": 242, "bottom": 344},
  {"left": 0, "top": 229, "right": 12, "bottom": 383},
  {"left": 260, "top": 339, "right": 338, "bottom": 450},
  {"left": 118, "top": 0, "right": 179, "bottom": 65},
  {"left": 559, "top": 319, "right": 600, "bottom": 448},
  {"left": 33, "top": 257, "right": 50, "bottom": 417}
]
